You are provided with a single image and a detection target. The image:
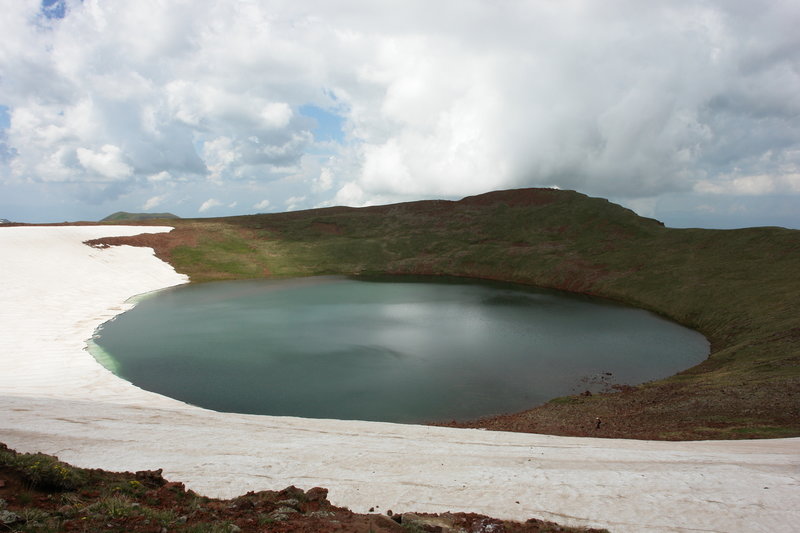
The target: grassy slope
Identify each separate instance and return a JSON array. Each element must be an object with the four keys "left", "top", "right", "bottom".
[
  {"left": 101, "top": 211, "right": 179, "bottom": 222},
  {"left": 99, "top": 188, "right": 800, "bottom": 440}
]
